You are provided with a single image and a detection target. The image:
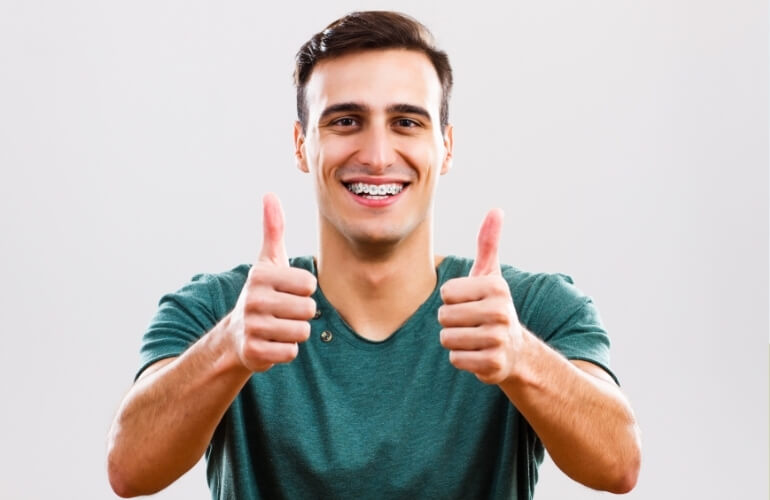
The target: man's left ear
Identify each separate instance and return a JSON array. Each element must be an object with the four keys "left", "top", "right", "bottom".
[
  {"left": 440, "top": 124, "right": 454, "bottom": 175},
  {"left": 293, "top": 121, "right": 309, "bottom": 173}
]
